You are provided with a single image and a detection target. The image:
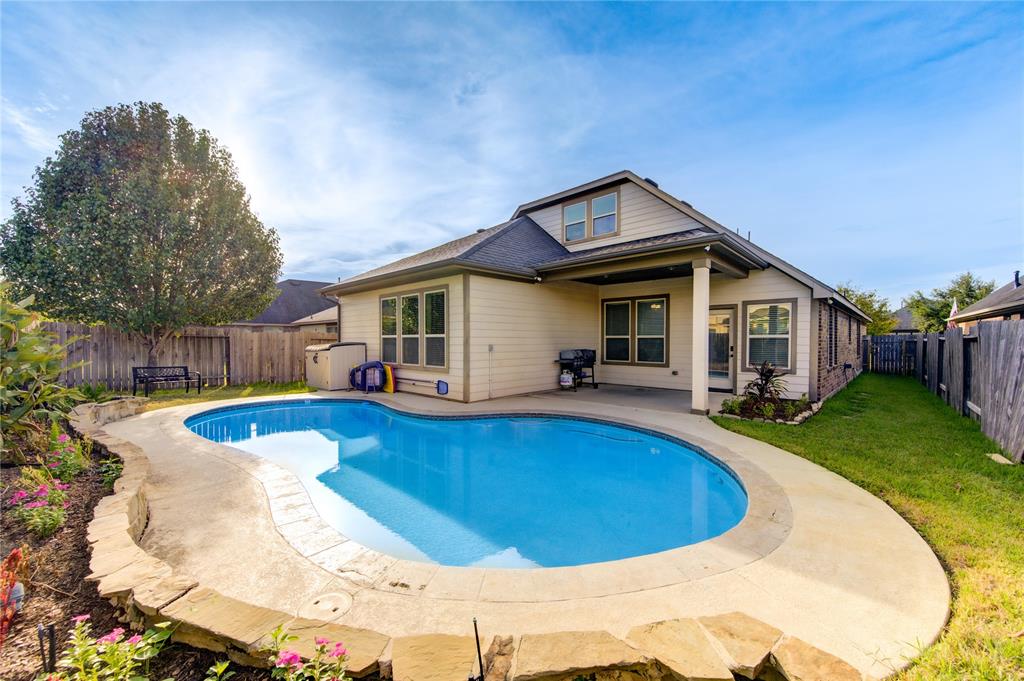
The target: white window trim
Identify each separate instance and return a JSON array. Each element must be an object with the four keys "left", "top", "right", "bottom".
[
  {"left": 564, "top": 201, "right": 587, "bottom": 242},
  {"left": 380, "top": 296, "right": 398, "bottom": 363},
  {"left": 591, "top": 192, "right": 618, "bottom": 236},
  {"left": 635, "top": 297, "right": 667, "bottom": 365},
  {"left": 603, "top": 300, "right": 632, "bottom": 363},
  {"left": 400, "top": 293, "right": 422, "bottom": 367},
  {"left": 745, "top": 301, "right": 793, "bottom": 370},
  {"left": 423, "top": 289, "right": 447, "bottom": 368}
]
